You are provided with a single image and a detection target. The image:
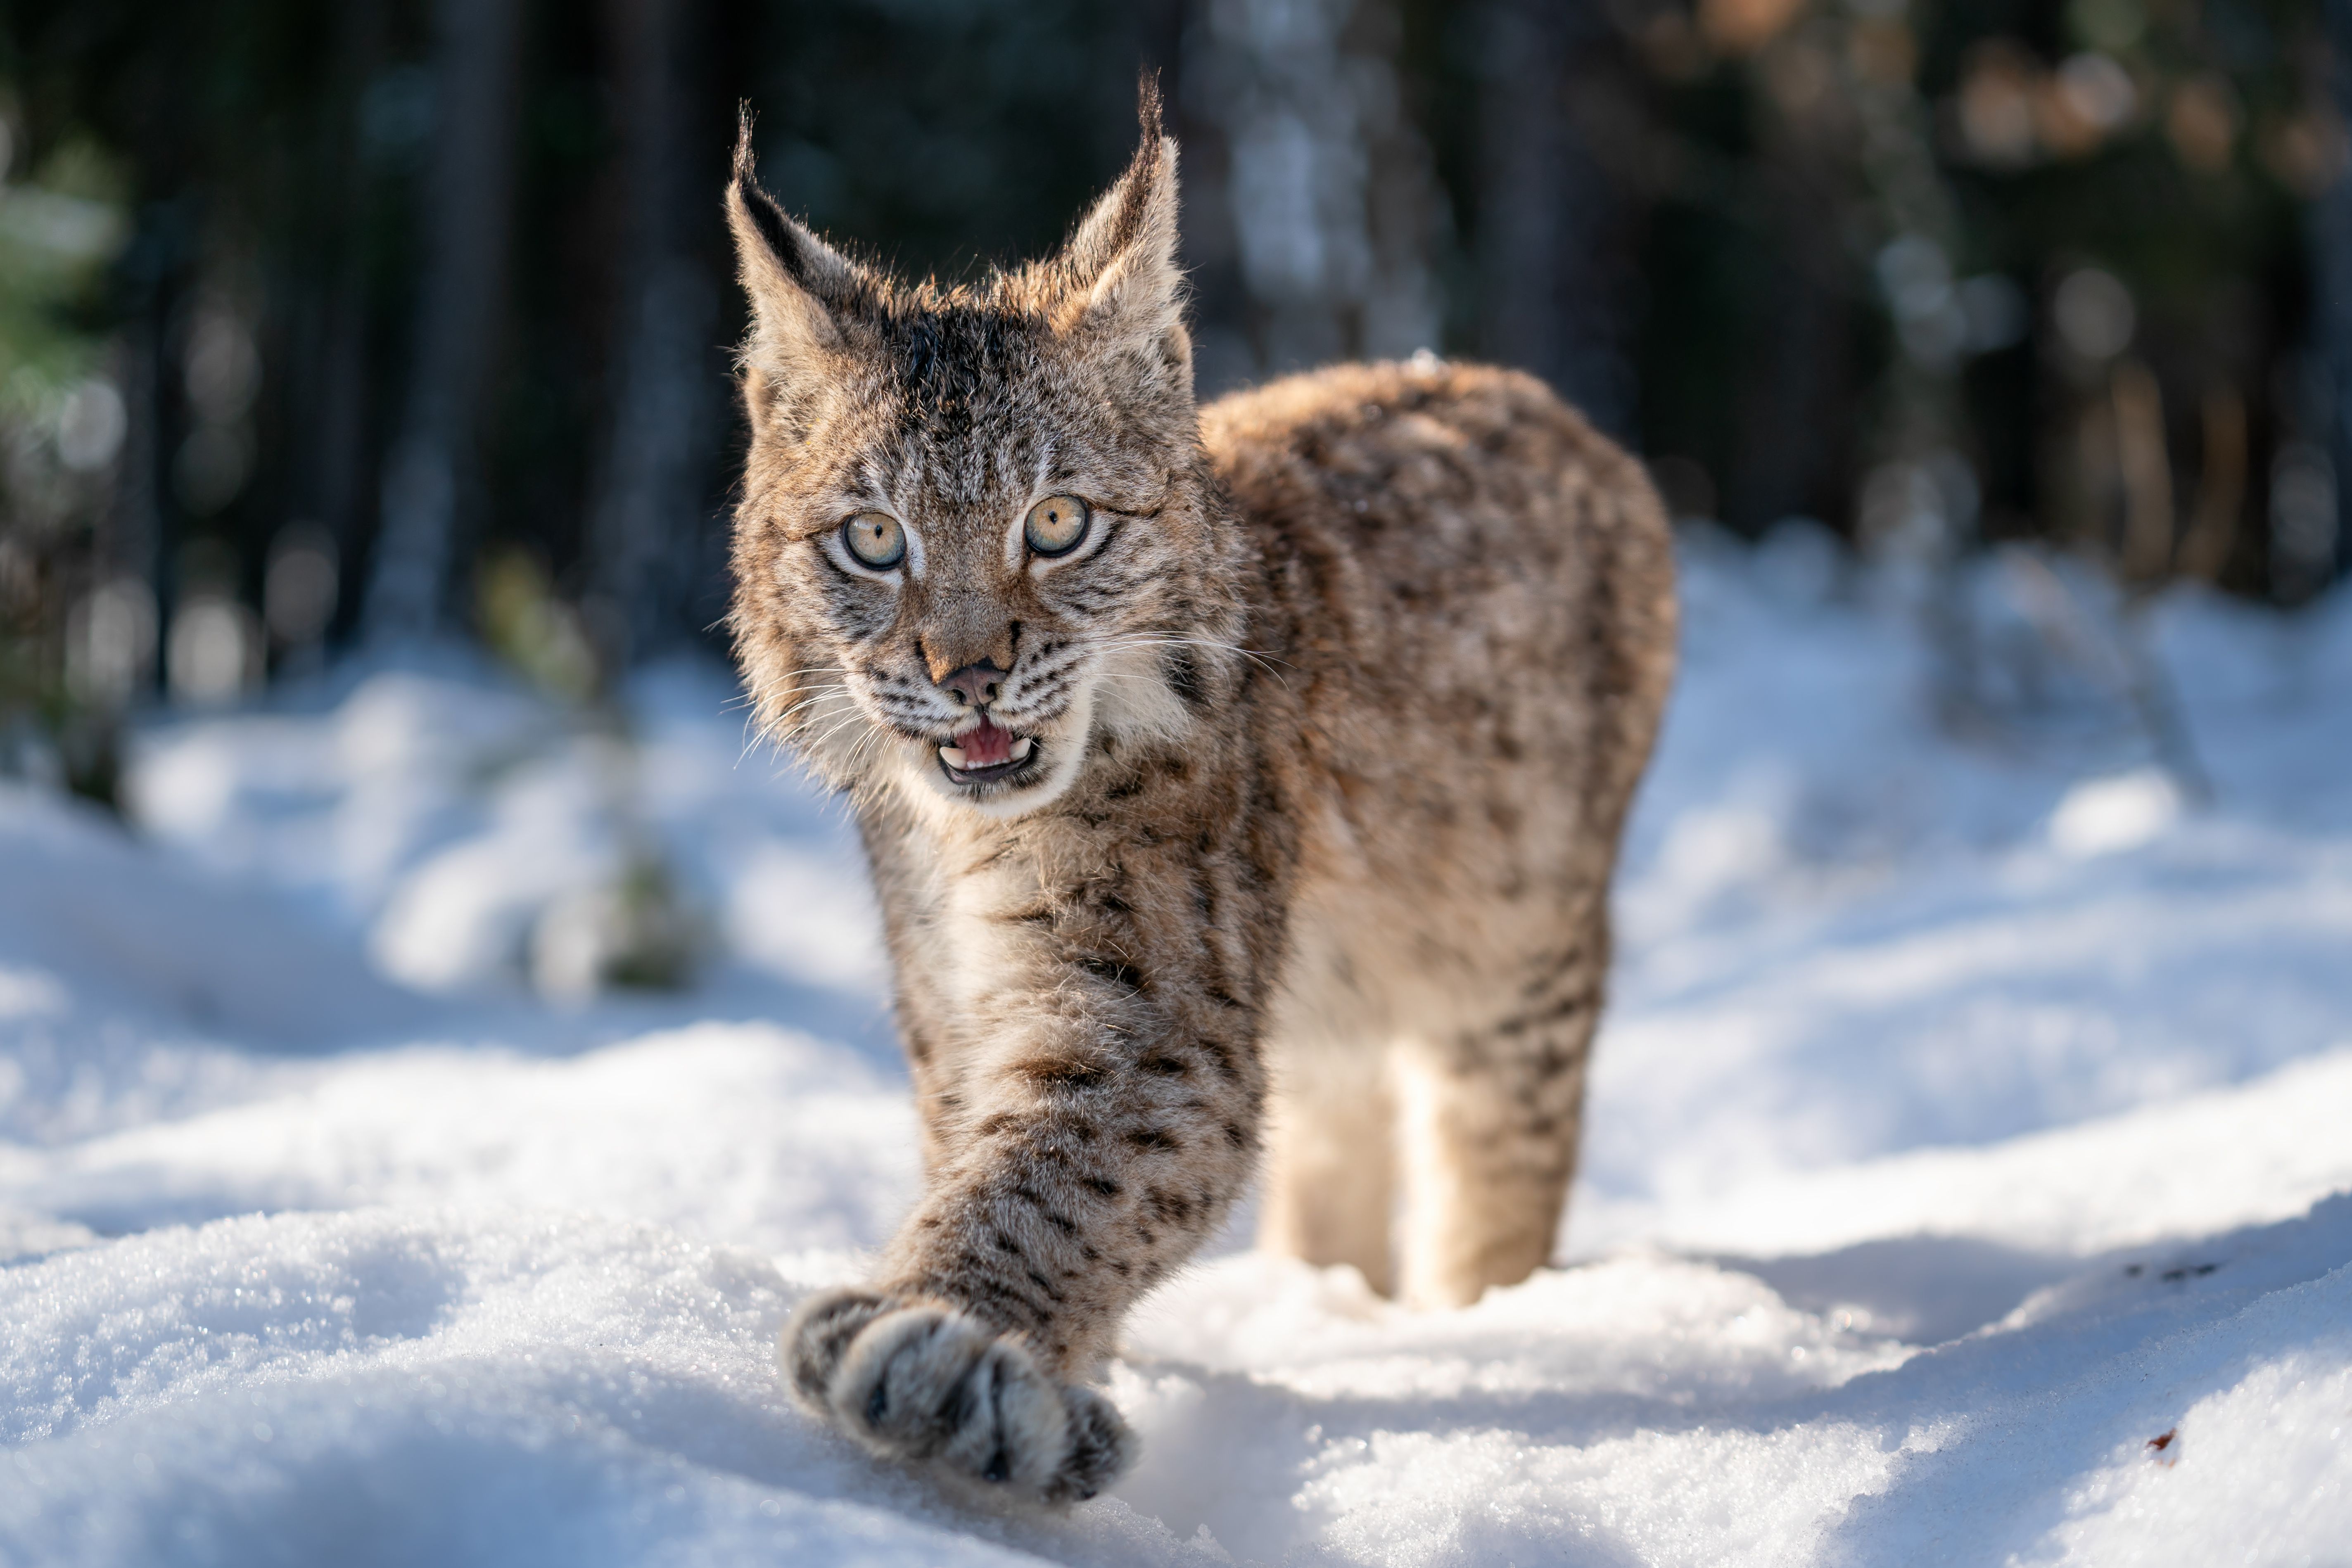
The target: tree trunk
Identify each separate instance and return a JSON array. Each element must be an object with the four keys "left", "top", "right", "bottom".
[
  {"left": 361, "top": 0, "right": 525, "bottom": 644},
  {"left": 1471, "top": 0, "right": 1641, "bottom": 440},
  {"left": 1184, "top": 0, "right": 1442, "bottom": 383},
  {"left": 2301, "top": 0, "right": 2352, "bottom": 598},
  {"left": 586, "top": 0, "right": 719, "bottom": 669},
  {"left": 278, "top": 0, "right": 382, "bottom": 647}
]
